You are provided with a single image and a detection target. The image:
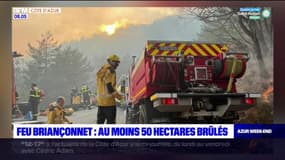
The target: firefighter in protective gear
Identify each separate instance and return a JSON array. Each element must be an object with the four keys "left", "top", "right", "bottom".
[
  {"left": 80, "top": 84, "right": 91, "bottom": 108},
  {"left": 96, "top": 54, "right": 123, "bottom": 124},
  {"left": 70, "top": 87, "right": 78, "bottom": 104},
  {"left": 47, "top": 96, "right": 72, "bottom": 124},
  {"left": 28, "top": 83, "right": 42, "bottom": 120}
]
